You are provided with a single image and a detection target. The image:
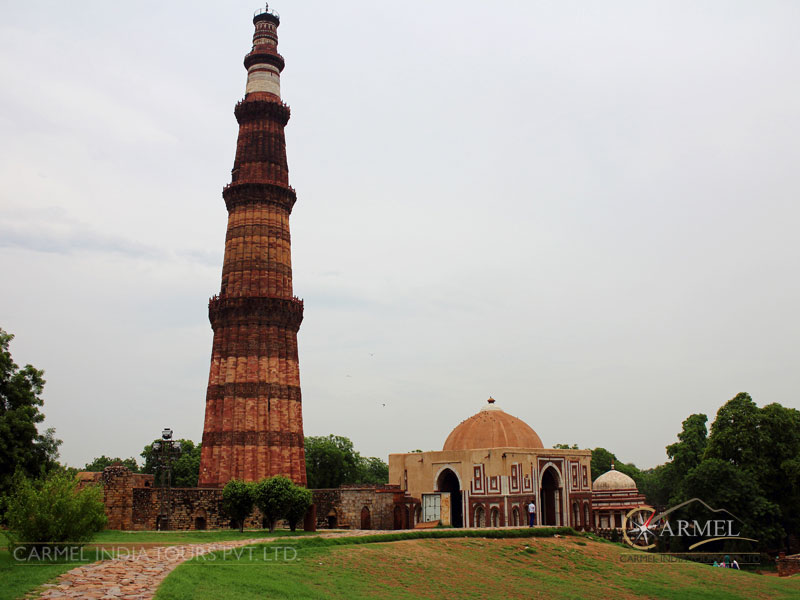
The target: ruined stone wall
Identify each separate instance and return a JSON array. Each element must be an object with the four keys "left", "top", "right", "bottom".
[
  {"left": 101, "top": 466, "right": 133, "bottom": 530},
  {"left": 777, "top": 554, "right": 800, "bottom": 577},
  {"left": 99, "top": 466, "right": 397, "bottom": 531},
  {"left": 98, "top": 466, "right": 266, "bottom": 531},
  {"left": 312, "top": 487, "right": 398, "bottom": 530},
  {"left": 312, "top": 489, "right": 341, "bottom": 529},
  {"left": 131, "top": 486, "right": 264, "bottom": 530}
]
